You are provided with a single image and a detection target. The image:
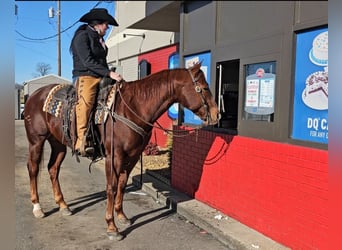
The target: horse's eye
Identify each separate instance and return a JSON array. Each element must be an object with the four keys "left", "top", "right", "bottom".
[{"left": 203, "top": 87, "right": 209, "bottom": 91}]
